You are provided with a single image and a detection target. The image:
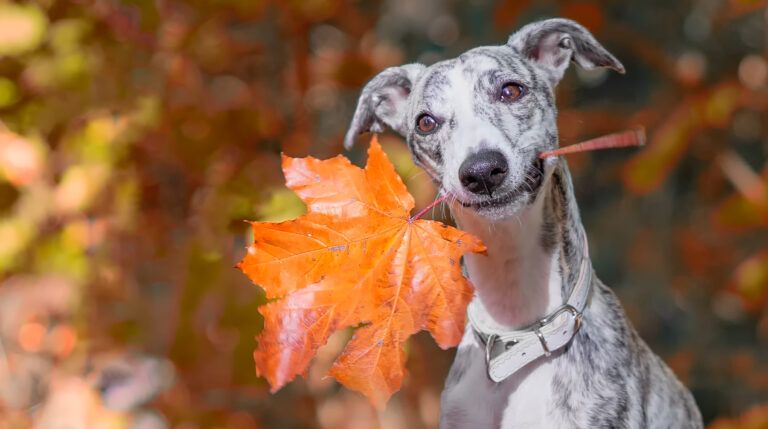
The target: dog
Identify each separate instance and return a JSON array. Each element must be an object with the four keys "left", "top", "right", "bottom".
[{"left": 343, "top": 18, "right": 703, "bottom": 428}]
